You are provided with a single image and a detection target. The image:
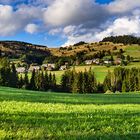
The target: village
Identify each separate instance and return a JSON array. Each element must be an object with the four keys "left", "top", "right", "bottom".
[{"left": 15, "top": 57, "right": 123, "bottom": 74}]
